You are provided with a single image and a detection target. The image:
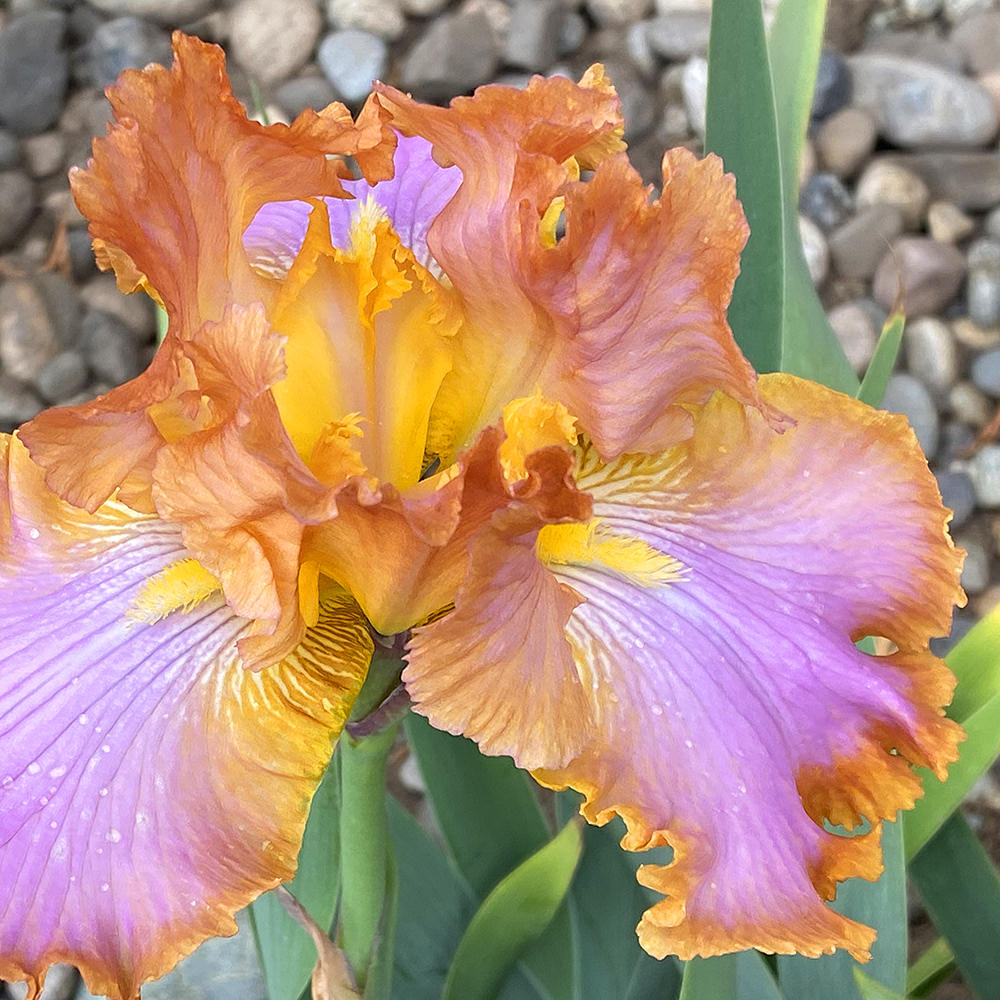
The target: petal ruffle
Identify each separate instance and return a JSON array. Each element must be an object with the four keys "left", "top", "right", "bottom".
[
  {"left": 71, "top": 32, "right": 387, "bottom": 326},
  {"left": 402, "top": 421, "right": 593, "bottom": 766},
  {"left": 22, "top": 33, "right": 393, "bottom": 511},
  {"left": 148, "top": 305, "right": 341, "bottom": 667},
  {"left": 378, "top": 77, "right": 765, "bottom": 460},
  {"left": 375, "top": 69, "right": 626, "bottom": 457},
  {"left": 305, "top": 409, "right": 592, "bottom": 638},
  {"left": 406, "top": 375, "right": 964, "bottom": 960},
  {"left": 0, "top": 436, "right": 371, "bottom": 1000},
  {"left": 536, "top": 150, "right": 762, "bottom": 458}
]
